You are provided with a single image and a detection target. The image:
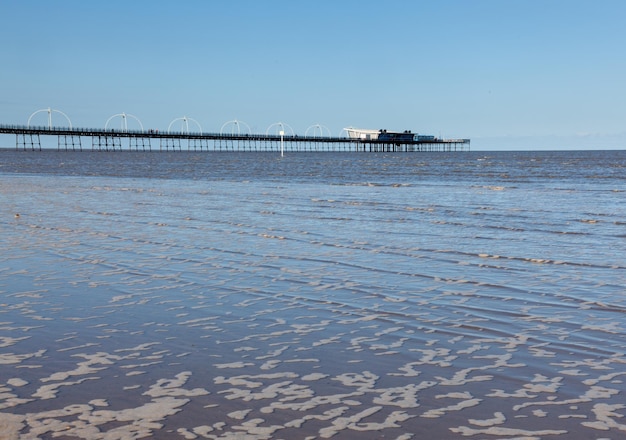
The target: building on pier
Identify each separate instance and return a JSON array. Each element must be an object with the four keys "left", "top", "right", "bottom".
[
  {"left": 344, "top": 127, "right": 382, "bottom": 141},
  {"left": 344, "top": 127, "right": 439, "bottom": 144}
]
